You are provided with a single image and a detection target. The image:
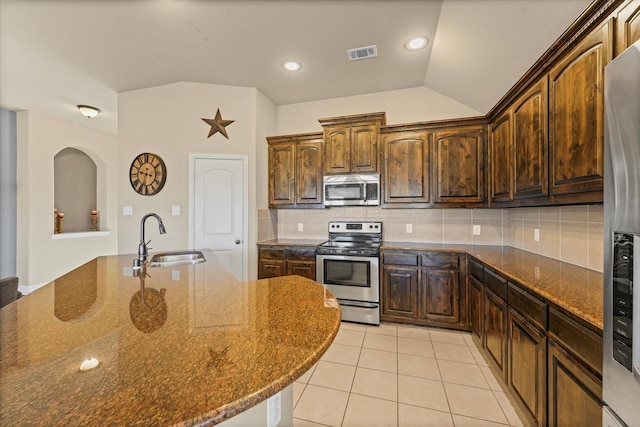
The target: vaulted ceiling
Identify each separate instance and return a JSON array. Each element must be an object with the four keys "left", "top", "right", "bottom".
[{"left": 0, "top": 0, "right": 591, "bottom": 133}]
